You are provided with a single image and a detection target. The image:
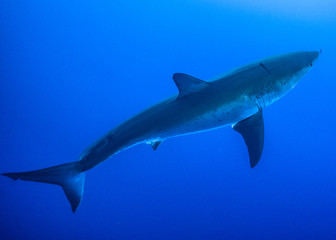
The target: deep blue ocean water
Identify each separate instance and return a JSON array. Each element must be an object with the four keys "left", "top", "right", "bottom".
[{"left": 1, "top": 0, "right": 336, "bottom": 239}]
